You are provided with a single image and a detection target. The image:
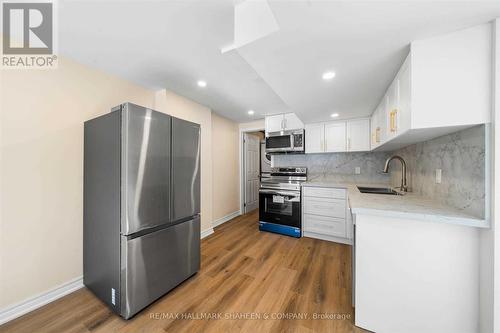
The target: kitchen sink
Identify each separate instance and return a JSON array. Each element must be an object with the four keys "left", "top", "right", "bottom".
[{"left": 357, "top": 186, "right": 402, "bottom": 195}]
